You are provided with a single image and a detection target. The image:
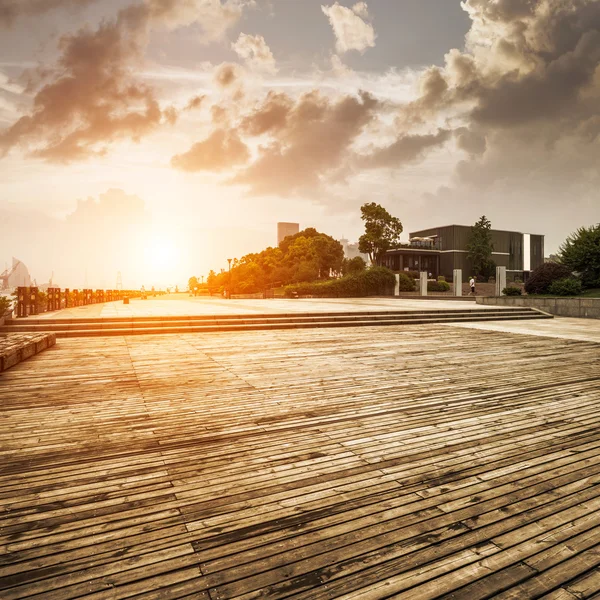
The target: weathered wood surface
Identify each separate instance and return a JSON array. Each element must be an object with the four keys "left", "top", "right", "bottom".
[
  {"left": 0, "top": 333, "right": 56, "bottom": 372},
  {"left": 0, "top": 326, "right": 599, "bottom": 599}
]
